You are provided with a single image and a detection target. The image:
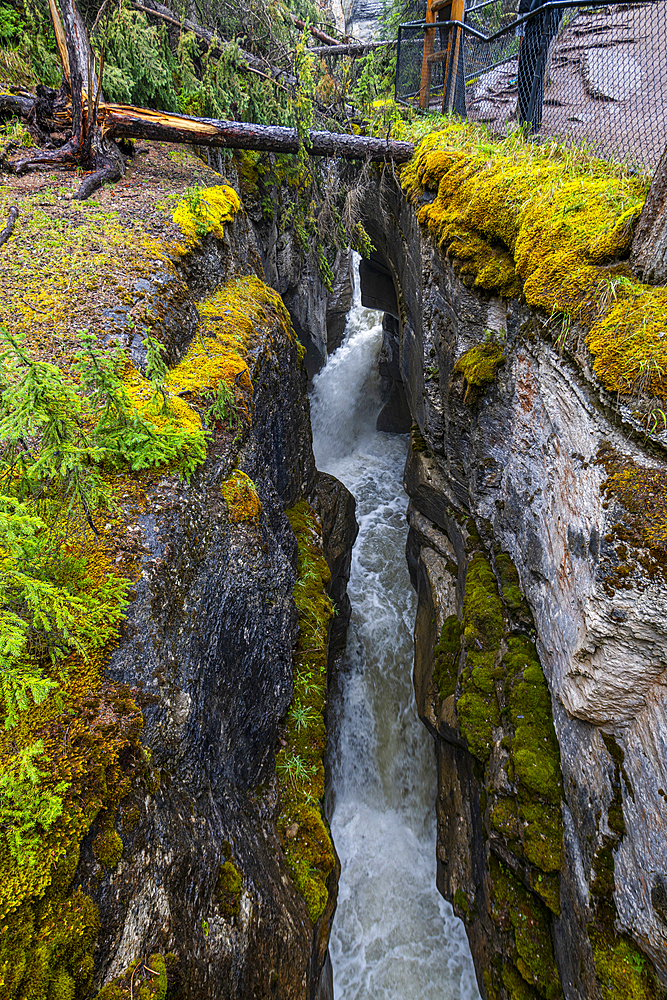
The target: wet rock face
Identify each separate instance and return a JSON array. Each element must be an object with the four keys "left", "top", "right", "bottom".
[
  {"left": 361, "top": 177, "right": 667, "bottom": 998},
  {"left": 75, "top": 215, "right": 356, "bottom": 999}
]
